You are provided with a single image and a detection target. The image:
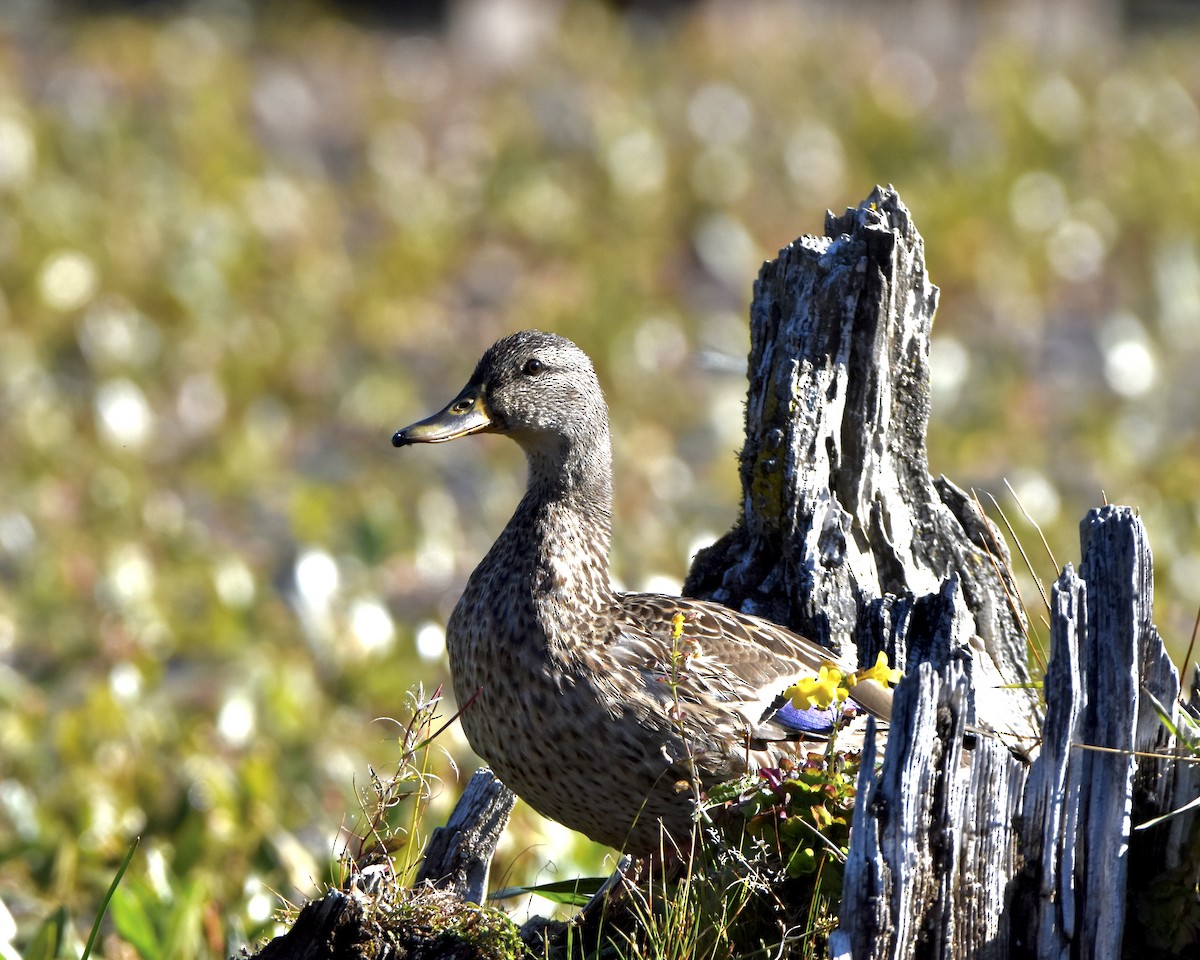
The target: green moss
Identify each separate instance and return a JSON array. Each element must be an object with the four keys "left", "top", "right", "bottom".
[{"left": 380, "top": 889, "right": 525, "bottom": 960}]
